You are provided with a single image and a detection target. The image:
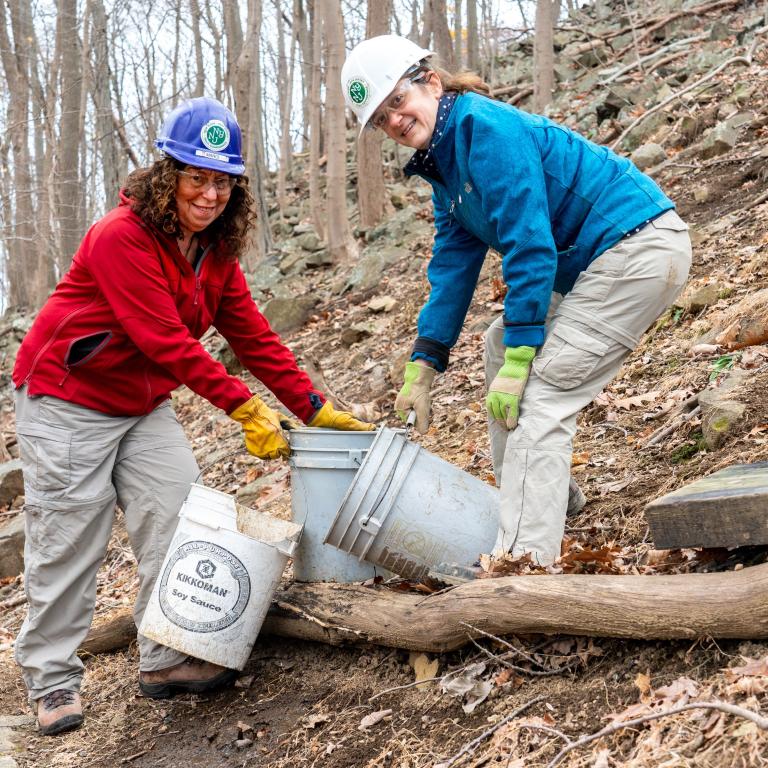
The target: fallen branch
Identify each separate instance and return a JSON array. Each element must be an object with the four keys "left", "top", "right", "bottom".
[
  {"left": 82, "top": 562, "right": 768, "bottom": 656},
  {"left": 542, "top": 700, "right": 768, "bottom": 768},
  {"left": 611, "top": 35, "right": 762, "bottom": 150},
  {"left": 599, "top": 34, "right": 707, "bottom": 84},
  {"left": 643, "top": 405, "right": 700, "bottom": 448},
  {"left": 436, "top": 696, "right": 545, "bottom": 768}
]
